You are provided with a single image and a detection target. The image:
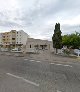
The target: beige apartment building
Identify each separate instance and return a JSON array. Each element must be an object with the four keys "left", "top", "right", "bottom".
[
  {"left": 2, "top": 32, "right": 10, "bottom": 48},
  {"left": 1, "top": 30, "right": 16, "bottom": 48},
  {"left": 9, "top": 30, "right": 17, "bottom": 49},
  {"left": 0, "top": 33, "right": 2, "bottom": 46},
  {"left": 0, "top": 30, "right": 29, "bottom": 50}
]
